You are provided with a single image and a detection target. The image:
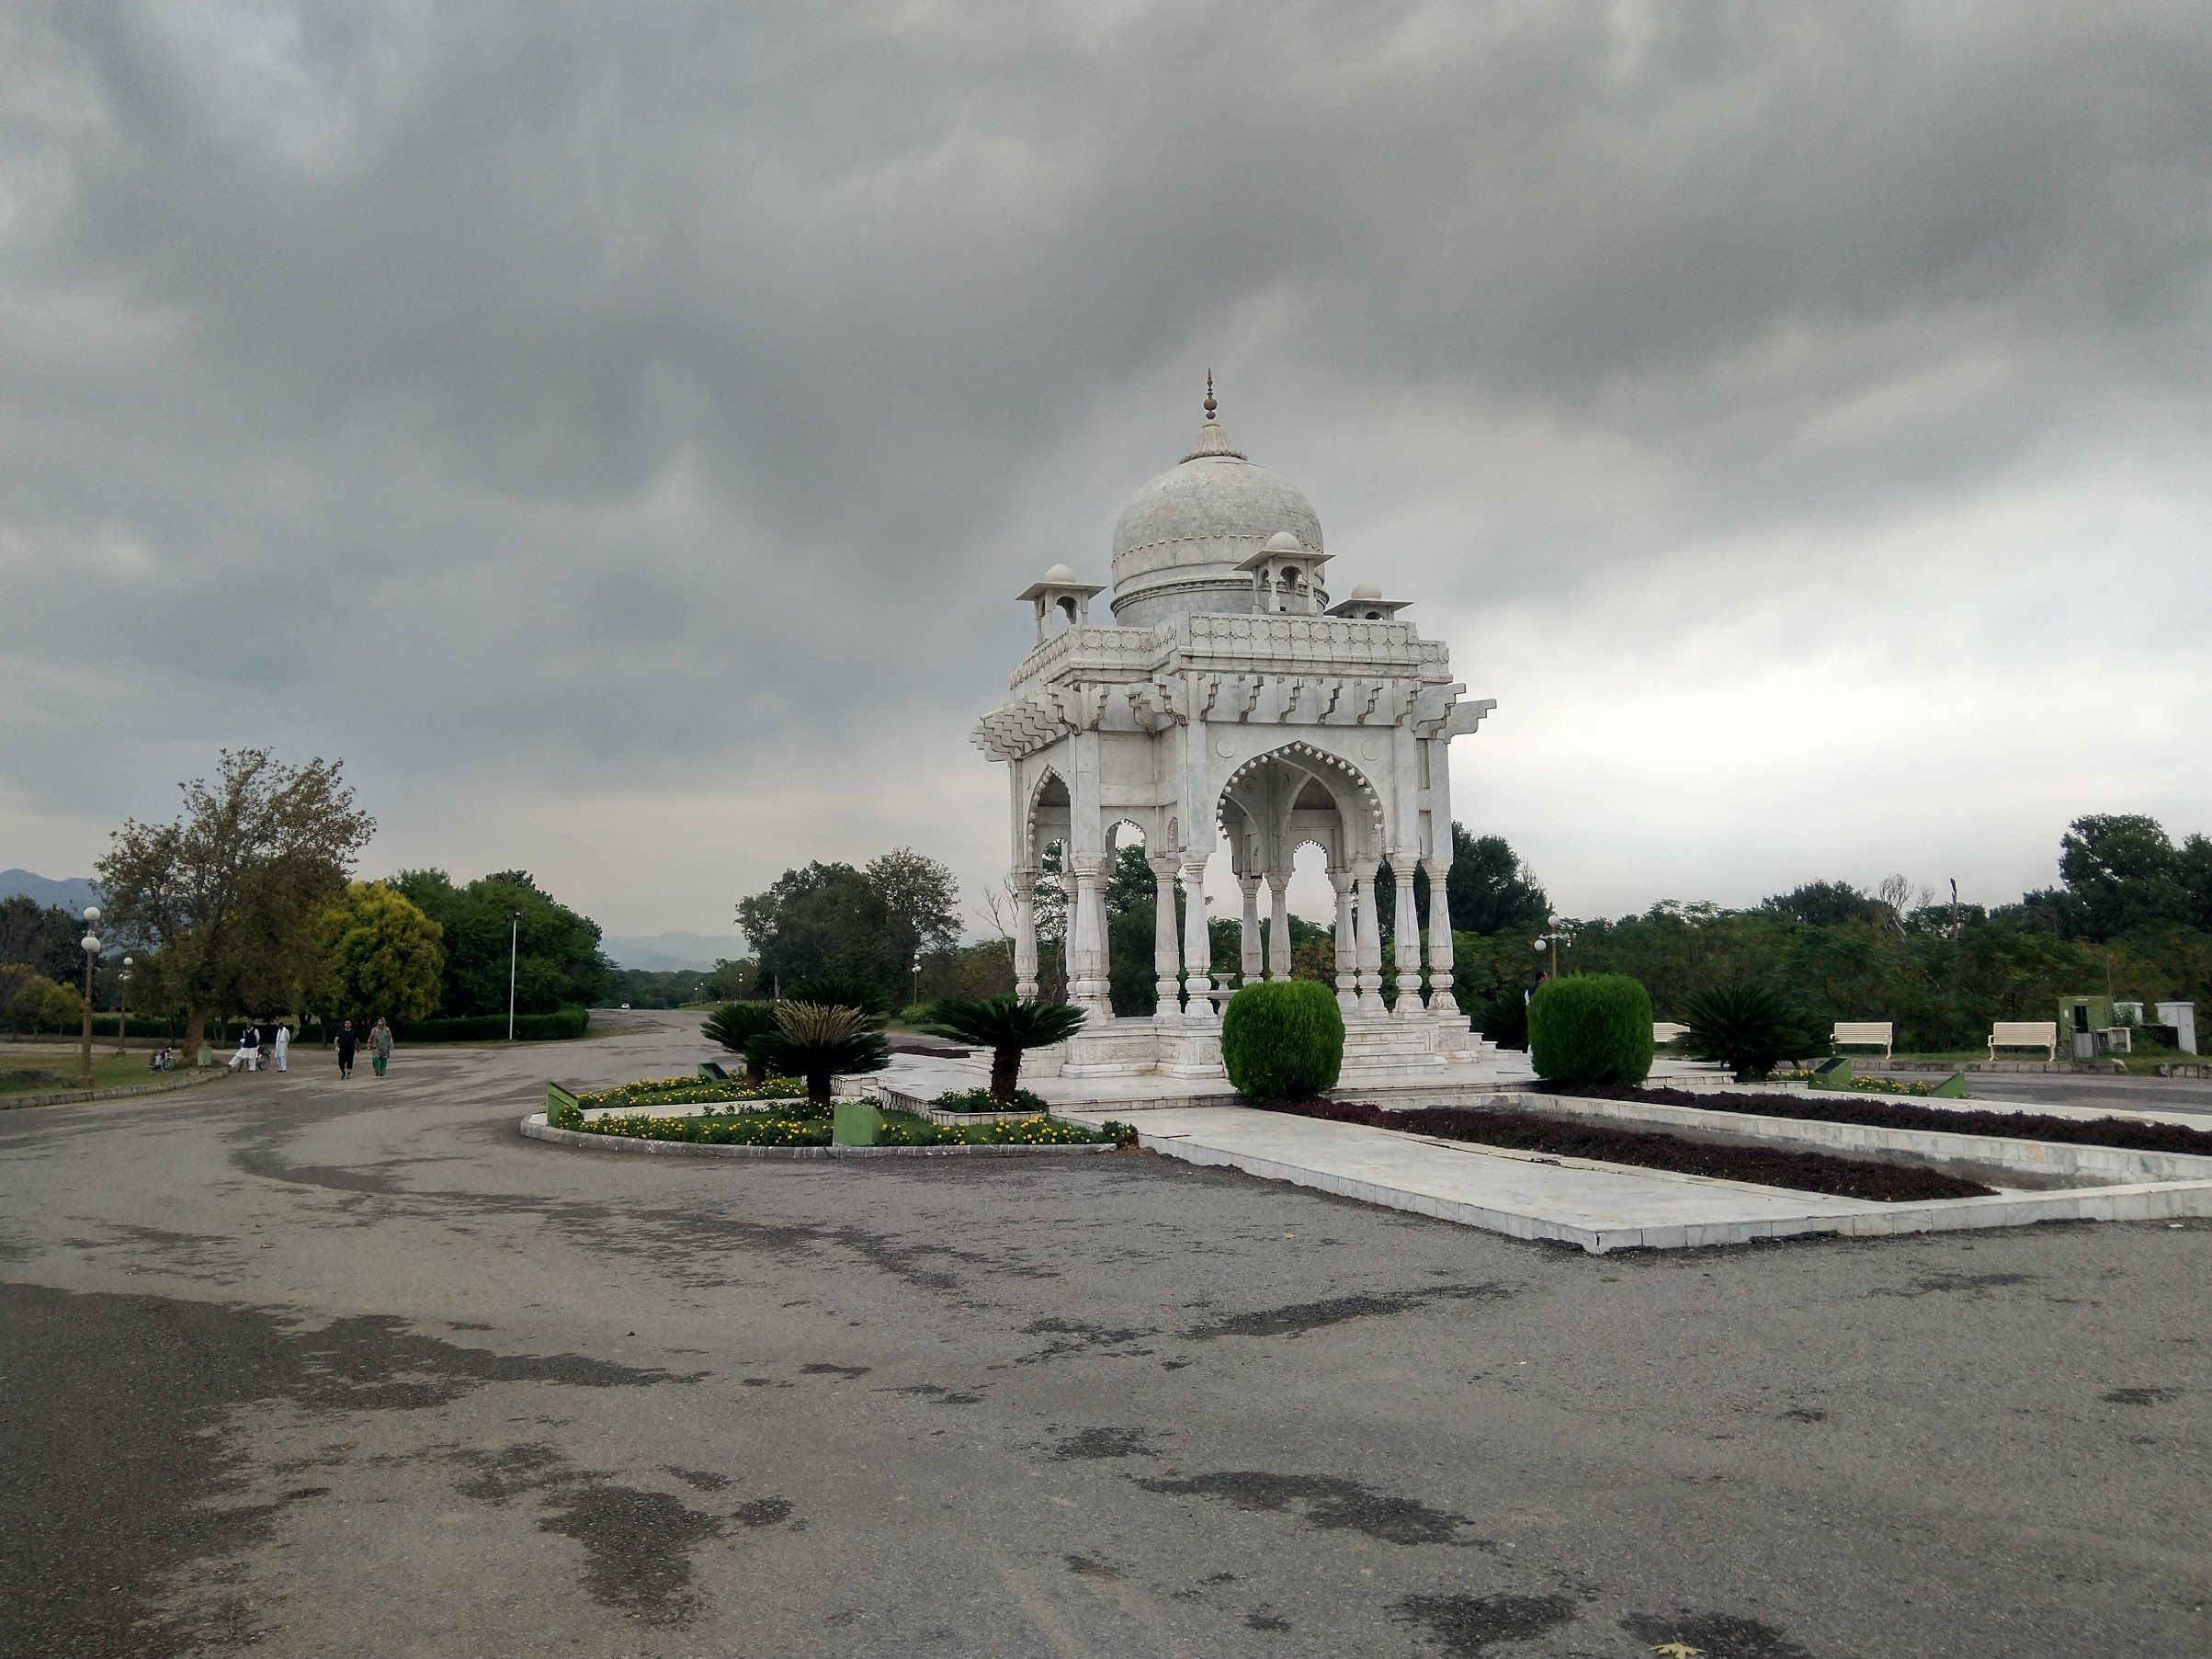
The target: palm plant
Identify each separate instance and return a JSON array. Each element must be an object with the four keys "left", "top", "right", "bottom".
[
  {"left": 744, "top": 1001, "right": 890, "bottom": 1106},
  {"left": 921, "top": 995, "right": 1087, "bottom": 1104},
  {"left": 702, "top": 1001, "right": 778, "bottom": 1083},
  {"left": 1678, "top": 983, "right": 1821, "bottom": 1082}
]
